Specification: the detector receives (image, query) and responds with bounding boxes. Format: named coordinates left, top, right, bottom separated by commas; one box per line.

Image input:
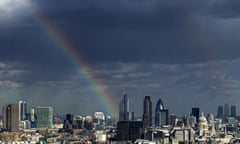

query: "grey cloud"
left=0, top=80, right=22, bottom=89
left=209, top=0, right=240, bottom=18
left=1, top=0, right=240, bottom=65
left=0, top=59, right=239, bottom=115
left=1, top=0, right=240, bottom=115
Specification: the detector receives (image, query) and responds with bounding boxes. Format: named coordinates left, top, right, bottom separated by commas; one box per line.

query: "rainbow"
left=27, top=2, right=118, bottom=117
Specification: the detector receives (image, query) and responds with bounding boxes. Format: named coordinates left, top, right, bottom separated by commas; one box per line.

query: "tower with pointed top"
left=155, top=99, right=168, bottom=126
left=119, top=93, right=130, bottom=121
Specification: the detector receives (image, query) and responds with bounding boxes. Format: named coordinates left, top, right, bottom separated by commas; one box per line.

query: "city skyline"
left=1, top=0, right=240, bottom=116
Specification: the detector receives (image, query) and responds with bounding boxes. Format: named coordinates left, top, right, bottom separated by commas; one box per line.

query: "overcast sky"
left=1, top=0, right=240, bottom=117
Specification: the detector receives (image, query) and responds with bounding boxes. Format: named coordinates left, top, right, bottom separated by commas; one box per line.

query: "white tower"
left=199, top=112, right=208, bottom=136
left=19, top=100, right=27, bottom=121
left=31, top=105, right=35, bottom=121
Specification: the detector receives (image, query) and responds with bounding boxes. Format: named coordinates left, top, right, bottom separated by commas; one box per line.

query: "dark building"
left=3, top=104, right=19, bottom=132
left=64, top=114, right=74, bottom=130
left=119, top=93, right=130, bottom=121
left=231, top=105, right=237, bottom=117
left=63, top=114, right=83, bottom=132
left=191, top=107, right=200, bottom=123
left=217, top=105, right=224, bottom=118
left=155, top=99, right=169, bottom=126
left=143, top=96, right=152, bottom=128
left=116, top=121, right=143, bottom=142
left=131, top=112, right=135, bottom=121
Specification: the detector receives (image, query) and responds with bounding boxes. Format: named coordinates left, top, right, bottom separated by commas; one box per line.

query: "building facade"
left=191, top=107, right=200, bottom=123
left=19, top=101, right=27, bottom=121
left=230, top=105, right=236, bottom=117
left=224, top=103, right=229, bottom=118
left=3, top=104, right=19, bottom=132
left=143, top=96, right=152, bottom=129
left=35, top=107, right=53, bottom=128
left=217, top=105, right=224, bottom=118
left=119, top=93, right=130, bottom=121
left=155, top=99, right=168, bottom=126
left=116, top=121, right=143, bottom=142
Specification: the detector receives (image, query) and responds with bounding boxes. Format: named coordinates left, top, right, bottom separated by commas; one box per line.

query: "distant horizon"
left=1, top=96, right=238, bottom=120
left=1, top=0, right=240, bottom=118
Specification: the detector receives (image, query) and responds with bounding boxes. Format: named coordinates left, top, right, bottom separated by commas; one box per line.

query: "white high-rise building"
left=31, top=105, right=35, bottom=121
left=19, top=100, right=27, bottom=121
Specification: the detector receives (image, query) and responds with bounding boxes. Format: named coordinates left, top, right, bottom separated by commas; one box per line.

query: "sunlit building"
left=19, top=100, right=27, bottom=121
left=92, top=112, right=105, bottom=130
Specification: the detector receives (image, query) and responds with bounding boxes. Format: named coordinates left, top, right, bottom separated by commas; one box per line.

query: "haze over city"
left=1, top=0, right=240, bottom=117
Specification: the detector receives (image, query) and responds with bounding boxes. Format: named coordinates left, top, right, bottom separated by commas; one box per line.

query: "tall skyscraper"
left=35, top=107, right=53, bottom=128
left=191, top=107, right=200, bottom=123
left=3, top=104, right=19, bottom=132
left=155, top=99, right=168, bottom=126
left=224, top=103, right=229, bottom=118
left=119, top=93, right=130, bottom=121
left=143, top=96, right=152, bottom=128
left=217, top=105, right=223, bottom=118
left=19, top=100, right=27, bottom=121
left=230, top=105, right=236, bottom=117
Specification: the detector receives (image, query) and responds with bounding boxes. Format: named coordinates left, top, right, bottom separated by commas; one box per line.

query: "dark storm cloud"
left=209, top=0, right=240, bottom=18
left=1, top=0, right=240, bottom=115
left=1, top=0, right=240, bottom=65
left=27, top=0, right=240, bottom=63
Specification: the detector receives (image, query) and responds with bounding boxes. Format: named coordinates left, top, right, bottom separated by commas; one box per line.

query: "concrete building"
left=19, top=100, right=27, bottom=121
left=92, top=112, right=105, bottom=130
left=3, top=104, right=19, bottom=132
left=116, top=121, right=143, bottom=142
left=143, top=96, right=152, bottom=129
left=171, top=128, right=195, bottom=144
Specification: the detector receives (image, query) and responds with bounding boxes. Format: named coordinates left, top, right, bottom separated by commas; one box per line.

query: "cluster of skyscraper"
left=2, top=100, right=53, bottom=132
left=217, top=103, right=236, bottom=119
left=119, top=93, right=134, bottom=121
left=116, top=95, right=169, bottom=141
left=119, top=94, right=169, bottom=128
